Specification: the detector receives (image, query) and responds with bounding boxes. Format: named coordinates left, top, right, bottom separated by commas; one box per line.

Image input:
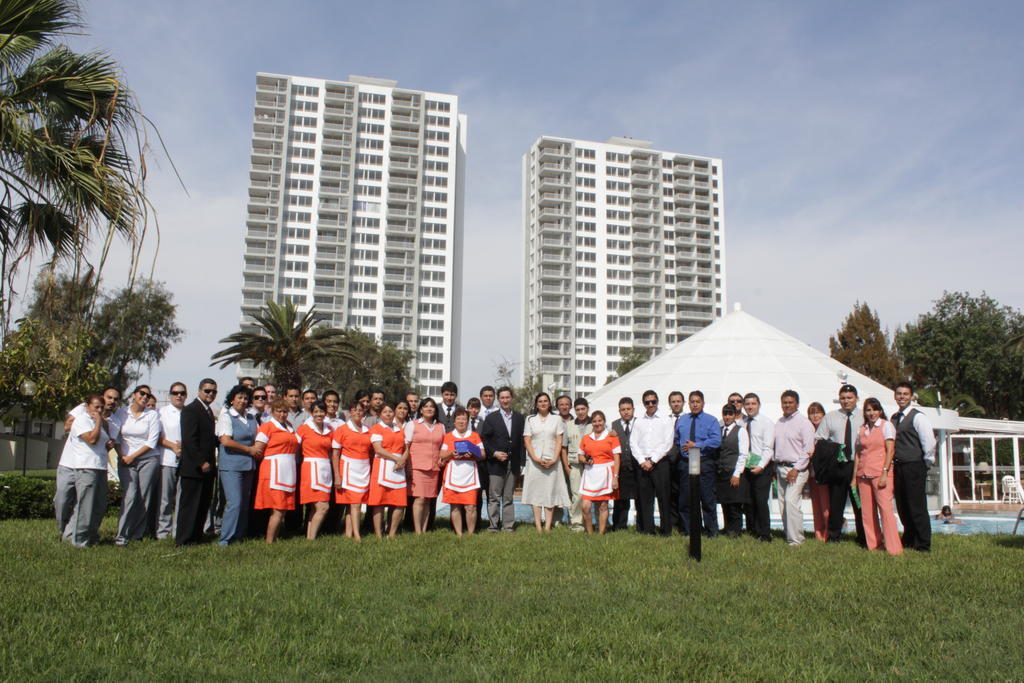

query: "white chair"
left=1001, top=475, right=1023, bottom=504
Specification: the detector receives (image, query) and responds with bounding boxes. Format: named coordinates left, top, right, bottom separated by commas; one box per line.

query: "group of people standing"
left=53, top=376, right=936, bottom=554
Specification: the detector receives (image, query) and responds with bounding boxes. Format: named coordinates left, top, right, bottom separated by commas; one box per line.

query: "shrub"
left=0, top=475, right=54, bottom=519
left=0, top=474, right=121, bottom=520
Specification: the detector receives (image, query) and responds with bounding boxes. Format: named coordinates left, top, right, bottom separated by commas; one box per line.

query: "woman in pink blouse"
left=852, top=397, right=902, bottom=556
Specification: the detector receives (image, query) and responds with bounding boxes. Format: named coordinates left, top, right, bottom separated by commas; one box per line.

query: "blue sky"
left=65, top=0, right=1024, bottom=398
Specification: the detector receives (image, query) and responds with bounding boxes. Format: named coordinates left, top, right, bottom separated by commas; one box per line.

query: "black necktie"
left=844, top=413, right=852, bottom=456
left=624, top=421, right=631, bottom=437
left=206, top=405, right=214, bottom=422
left=893, top=412, right=903, bottom=427
left=689, top=414, right=697, bottom=442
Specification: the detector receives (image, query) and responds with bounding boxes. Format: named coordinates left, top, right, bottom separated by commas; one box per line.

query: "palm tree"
left=915, top=387, right=985, bottom=418
left=211, top=300, right=359, bottom=389
left=0, top=0, right=159, bottom=337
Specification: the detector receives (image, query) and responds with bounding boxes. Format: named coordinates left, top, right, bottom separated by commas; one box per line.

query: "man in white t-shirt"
left=55, top=394, right=112, bottom=547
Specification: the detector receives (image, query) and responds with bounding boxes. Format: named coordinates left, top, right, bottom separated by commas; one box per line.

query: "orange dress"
left=368, top=422, right=408, bottom=507
left=440, top=430, right=484, bottom=506
left=297, top=420, right=334, bottom=504
left=332, top=421, right=373, bottom=505
left=579, top=430, right=621, bottom=502
left=254, top=419, right=298, bottom=510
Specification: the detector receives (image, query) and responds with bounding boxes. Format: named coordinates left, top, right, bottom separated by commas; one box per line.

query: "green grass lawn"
left=2, top=518, right=1022, bottom=681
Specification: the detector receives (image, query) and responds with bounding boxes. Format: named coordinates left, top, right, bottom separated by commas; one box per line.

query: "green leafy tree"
left=828, top=301, right=904, bottom=388
left=24, top=270, right=182, bottom=390
left=301, top=329, right=415, bottom=403
left=89, top=280, right=184, bottom=389
left=0, top=0, right=161, bottom=336
left=0, top=318, right=109, bottom=420
left=210, top=300, right=358, bottom=389
left=896, top=291, right=1024, bottom=419
left=605, top=346, right=650, bottom=384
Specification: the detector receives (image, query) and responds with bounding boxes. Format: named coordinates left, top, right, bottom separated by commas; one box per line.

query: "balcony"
left=538, top=146, right=569, bottom=163
left=391, top=129, right=421, bottom=142
left=389, top=158, right=418, bottom=170
left=538, top=208, right=570, bottom=220
left=630, top=156, right=659, bottom=171
left=538, top=163, right=571, bottom=178
left=387, top=207, right=417, bottom=218
left=538, top=175, right=570, bottom=191
left=388, top=174, right=418, bottom=187
left=538, top=192, right=570, bottom=207
left=392, top=113, right=420, bottom=125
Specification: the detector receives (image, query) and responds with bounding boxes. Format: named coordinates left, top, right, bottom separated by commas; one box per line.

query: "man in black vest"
left=891, top=382, right=936, bottom=552
left=176, top=378, right=218, bottom=545
left=480, top=387, right=525, bottom=532
left=611, top=397, right=638, bottom=531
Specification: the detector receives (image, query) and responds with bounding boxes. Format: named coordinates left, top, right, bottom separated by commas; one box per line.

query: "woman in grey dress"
left=522, top=392, right=570, bottom=532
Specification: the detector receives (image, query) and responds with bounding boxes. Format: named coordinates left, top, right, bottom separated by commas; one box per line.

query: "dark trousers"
left=894, top=460, right=931, bottom=551
left=744, top=466, right=773, bottom=541
left=635, top=458, right=672, bottom=535
left=668, top=455, right=683, bottom=532
left=176, top=475, right=214, bottom=546
left=828, top=476, right=866, bottom=545
left=678, top=458, right=719, bottom=536
left=612, top=466, right=637, bottom=530
left=721, top=502, right=745, bottom=536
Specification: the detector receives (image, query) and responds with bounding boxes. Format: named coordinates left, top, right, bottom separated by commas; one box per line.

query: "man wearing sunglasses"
left=176, top=379, right=219, bottom=545
left=156, top=382, right=188, bottom=539
left=629, top=390, right=675, bottom=535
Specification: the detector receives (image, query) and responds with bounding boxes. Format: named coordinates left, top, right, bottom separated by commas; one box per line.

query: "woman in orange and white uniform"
left=253, top=398, right=298, bottom=543
left=578, top=410, right=620, bottom=535
left=331, top=400, right=373, bottom=541
left=368, top=403, right=408, bottom=538
left=296, top=400, right=334, bottom=540
left=439, top=408, right=484, bottom=536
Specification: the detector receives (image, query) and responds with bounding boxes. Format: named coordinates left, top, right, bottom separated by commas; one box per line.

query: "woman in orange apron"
left=296, top=400, right=334, bottom=540
left=439, top=408, right=484, bottom=536
left=253, top=398, right=299, bottom=543
left=368, top=403, right=408, bottom=538
left=404, top=397, right=444, bottom=535
left=578, top=410, right=620, bottom=535
left=331, top=401, right=373, bottom=541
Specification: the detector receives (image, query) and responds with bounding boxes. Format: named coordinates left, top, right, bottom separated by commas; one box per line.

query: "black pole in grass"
left=688, top=447, right=701, bottom=561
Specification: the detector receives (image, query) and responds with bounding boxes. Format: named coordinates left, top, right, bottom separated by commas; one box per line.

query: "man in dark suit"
left=176, top=378, right=219, bottom=545
left=480, top=386, right=525, bottom=532
left=611, top=397, right=638, bottom=531
left=666, top=391, right=685, bottom=533
left=437, top=380, right=463, bottom=432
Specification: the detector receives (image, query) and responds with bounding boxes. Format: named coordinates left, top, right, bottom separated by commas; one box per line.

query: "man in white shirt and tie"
left=438, top=381, right=462, bottom=432
left=815, top=384, right=865, bottom=545
left=741, top=393, right=775, bottom=542
left=479, top=385, right=499, bottom=419
left=629, top=390, right=675, bottom=535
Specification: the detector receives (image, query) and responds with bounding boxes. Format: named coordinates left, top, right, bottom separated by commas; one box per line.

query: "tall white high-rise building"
left=521, top=136, right=725, bottom=396
left=241, top=73, right=466, bottom=397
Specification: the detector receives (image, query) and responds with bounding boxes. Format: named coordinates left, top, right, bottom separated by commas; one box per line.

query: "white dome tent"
left=583, top=304, right=958, bottom=508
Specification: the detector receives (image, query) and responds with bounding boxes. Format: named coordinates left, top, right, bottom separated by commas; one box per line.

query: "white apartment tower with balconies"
left=522, top=136, right=725, bottom=396
left=242, top=73, right=466, bottom=397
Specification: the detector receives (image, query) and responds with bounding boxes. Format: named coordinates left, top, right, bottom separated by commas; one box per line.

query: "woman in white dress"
left=522, top=392, right=570, bottom=532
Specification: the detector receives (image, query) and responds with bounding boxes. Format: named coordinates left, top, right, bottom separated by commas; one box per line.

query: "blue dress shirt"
left=674, top=411, right=722, bottom=457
